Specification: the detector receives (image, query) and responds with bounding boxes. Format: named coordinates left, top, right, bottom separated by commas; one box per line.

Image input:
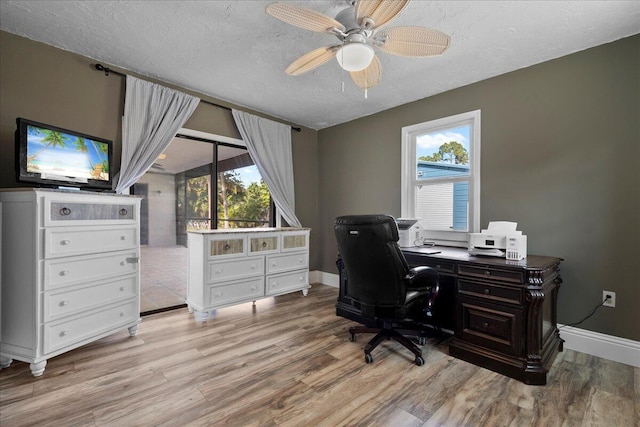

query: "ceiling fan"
left=266, top=0, right=451, bottom=92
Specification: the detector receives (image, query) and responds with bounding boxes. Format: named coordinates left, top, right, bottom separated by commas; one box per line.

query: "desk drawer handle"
left=59, top=270, right=70, bottom=276
left=483, top=322, right=490, bottom=328
left=60, top=239, right=71, bottom=246
left=484, top=271, right=491, bottom=276
left=59, top=300, right=70, bottom=307
left=119, top=208, right=128, bottom=216
left=484, top=288, right=490, bottom=295
left=59, top=207, right=71, bottom=216
left=59, top=330, right=69, bottom=337
left=261, top=241, right=267, bottom=248
left=224, top=244, right=231, bottom=250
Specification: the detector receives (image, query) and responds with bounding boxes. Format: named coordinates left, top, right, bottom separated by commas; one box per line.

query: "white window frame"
left=401, top=110, right=481, bottom=246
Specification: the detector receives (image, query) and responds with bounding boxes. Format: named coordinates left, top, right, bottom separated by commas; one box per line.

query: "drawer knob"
left=299, top=276, right=304, bottom=281
left=59, top=207, right=71, bottom=216
left=119, top=208, right=128, bottom=216
left=215, top=269, right=222, bottom=274
left=59, top=330, right=69, bottom=337
left=121, top=235, right=127, bottom=241
left=483, top=322, right=490, bottom=328
left=485, top=271, right=491, bottom=276
left=59, top=270, right=70, bottom=276
left=272, top=282, right=277, bottom=288
left=59, top=300, right=70, bottom=307
left=251, top=264, right=256, bottom=269
left=224, top=244, right=231, bottom=250
left=60, top=239, right=71, bottom=246
left=272, top=262, right=277, bottom=267
left=262, top=241, right=267, bottom=248
left=120, top=312, right=124, bottom=317
left=484, top=288, right=490, bottom=295
left=436, top=264, right=441, bottom=269
left=214, top=292, right=223, bottom=298
left=120, top=286, right=125, bottom=291
left=121, top=261, right=126, bottom=266
left=251, top=286, right=257, bottom=291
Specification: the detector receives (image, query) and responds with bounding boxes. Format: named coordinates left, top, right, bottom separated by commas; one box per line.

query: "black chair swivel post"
left=334, top=215, right=439, bottom=366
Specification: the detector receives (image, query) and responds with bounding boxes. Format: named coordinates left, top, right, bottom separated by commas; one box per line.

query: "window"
left=401, top=110, right=480, bottom=246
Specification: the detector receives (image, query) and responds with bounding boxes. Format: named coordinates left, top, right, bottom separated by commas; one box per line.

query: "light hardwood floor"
left=1, top=284, right=637, bottom=426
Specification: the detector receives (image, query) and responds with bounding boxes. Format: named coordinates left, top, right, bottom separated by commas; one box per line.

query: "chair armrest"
left=405, top=266, right=438, bottom=290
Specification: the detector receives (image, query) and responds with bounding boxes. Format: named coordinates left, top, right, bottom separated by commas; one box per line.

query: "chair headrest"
left=334, top=214, right=399, bottom=242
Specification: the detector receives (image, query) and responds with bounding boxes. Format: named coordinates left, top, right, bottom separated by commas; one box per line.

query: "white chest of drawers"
left=0, top=189, right=141, bottom=376
left=187, top=228, right=310, bottom=320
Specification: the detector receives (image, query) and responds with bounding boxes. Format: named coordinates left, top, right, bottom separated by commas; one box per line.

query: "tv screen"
left=16, top=118, right=113, bottom=191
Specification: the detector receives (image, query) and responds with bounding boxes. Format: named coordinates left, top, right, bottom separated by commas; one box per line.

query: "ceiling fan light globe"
left=336, top=43, right=375, bottom=72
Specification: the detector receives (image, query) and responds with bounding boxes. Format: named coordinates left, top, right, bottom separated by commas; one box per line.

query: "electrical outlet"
left=603, top=291, right=616, bottom=308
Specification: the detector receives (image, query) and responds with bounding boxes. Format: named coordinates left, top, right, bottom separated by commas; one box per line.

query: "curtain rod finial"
left=94, top=63, right=110, bottom=76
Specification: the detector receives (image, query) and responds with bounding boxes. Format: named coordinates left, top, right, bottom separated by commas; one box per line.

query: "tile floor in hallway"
left=140, top=245, right=188, bottom=313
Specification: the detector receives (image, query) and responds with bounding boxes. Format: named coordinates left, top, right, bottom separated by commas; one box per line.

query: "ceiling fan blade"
left=350, top=55, right=382, bottom=89
left=285, top=46, right=339, bottom=76
left=375, top=26, right=450, bottom=57
left=266, top=2, right=346, bottom=34
left=356, top=0, right=409, bottom=29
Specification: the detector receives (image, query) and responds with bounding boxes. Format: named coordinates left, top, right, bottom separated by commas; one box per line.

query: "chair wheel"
left=349, top=333, right=356, bottom=342
left=365, top=353, right=373, bottom=364
left=415, top=356, right=425, bottom=366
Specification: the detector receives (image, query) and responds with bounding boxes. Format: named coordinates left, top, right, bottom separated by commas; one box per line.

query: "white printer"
left=396, top=218, right=422, bottom=247
left=468, top=221, right=527, bottom=260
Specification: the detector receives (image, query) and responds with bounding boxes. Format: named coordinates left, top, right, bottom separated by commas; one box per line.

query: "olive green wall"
left=317, top=34, right=639, bottom=341
left=0, top=31, right=319, bottom=269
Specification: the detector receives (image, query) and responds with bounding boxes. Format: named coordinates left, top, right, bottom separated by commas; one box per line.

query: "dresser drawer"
left=44, top=276, right=137, bottom=321
left=207, top=256, right=264, bottom=283
left=206, top=278, right=264, bottom=306
left=209, top=237, right=245, bottom=258
left=458, top=280, right=522, bottom=305
left=44, top=250, right=139, bottom=290
left=43, top=300, right=137, bottom=354
left=44, top=226, right=138, bottom=258
left=48, top=202, right=135, bottom=223
left=249, top=234, right=279, bottom=254
left=266, top=270, right=309, bottom=295
left=267, top=252, right=309, bottom=274
left=458, top=265, right=524, bottom=284
left=458, top=297, right=523, bottom=356
left=281, top=231, right=309, bottom=252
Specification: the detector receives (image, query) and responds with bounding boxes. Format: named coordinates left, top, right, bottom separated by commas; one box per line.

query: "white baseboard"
left=310, top=270, right=339, bottom=288
left=558, top=325, right=640, bottom=367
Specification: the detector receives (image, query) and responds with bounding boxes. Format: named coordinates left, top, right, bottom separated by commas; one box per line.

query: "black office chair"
left=334, top=214, right=439, bottom=366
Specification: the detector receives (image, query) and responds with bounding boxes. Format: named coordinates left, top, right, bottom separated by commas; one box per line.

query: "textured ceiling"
left=1, top=1, right=638, bottom=130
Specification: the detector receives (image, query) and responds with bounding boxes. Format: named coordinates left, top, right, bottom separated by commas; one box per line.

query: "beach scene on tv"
left=26, top=125, right=109, bottom=181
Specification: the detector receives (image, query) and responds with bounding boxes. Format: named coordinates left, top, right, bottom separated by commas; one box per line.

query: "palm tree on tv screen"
left=27, top=129, right=67, bottom=161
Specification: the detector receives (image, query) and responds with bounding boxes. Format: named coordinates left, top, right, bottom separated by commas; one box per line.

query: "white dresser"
left=0, top=189, right=141, bottom=377
left=187, top=228, right=310, bottom=320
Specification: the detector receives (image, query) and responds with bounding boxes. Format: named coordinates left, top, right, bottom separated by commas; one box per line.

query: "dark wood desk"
left=336, top=246, right=564, bottom=385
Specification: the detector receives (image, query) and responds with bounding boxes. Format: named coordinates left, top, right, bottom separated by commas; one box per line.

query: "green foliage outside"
left=185, top=170, right=270, bottom=230
left=419, top=141, right=469, bottom=165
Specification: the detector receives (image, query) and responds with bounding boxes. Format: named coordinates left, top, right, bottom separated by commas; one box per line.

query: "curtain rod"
left=94, top=64, right=302, bottom=132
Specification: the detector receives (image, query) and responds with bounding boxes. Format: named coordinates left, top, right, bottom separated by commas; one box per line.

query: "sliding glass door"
left=133, top=134, right=273, bottom=313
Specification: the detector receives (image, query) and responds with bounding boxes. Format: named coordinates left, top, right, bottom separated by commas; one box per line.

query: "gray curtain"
left=115, top=75, right=200, bottom=193
left=231, top=109, right=301, bottom=227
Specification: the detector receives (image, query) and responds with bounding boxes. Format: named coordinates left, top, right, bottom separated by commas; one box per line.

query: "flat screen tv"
left=16, top=118, right=113, bottom=191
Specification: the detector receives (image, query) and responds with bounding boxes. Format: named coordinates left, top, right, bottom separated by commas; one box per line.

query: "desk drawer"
left=458, top=265, right=524, bottom=284
left=45, top=227, right=138, bottom=258
left=405, top=256, right=455, bottom=274
left=458, top=280, right=522, bottom=305
left=459, top=297, right=523, bottom=356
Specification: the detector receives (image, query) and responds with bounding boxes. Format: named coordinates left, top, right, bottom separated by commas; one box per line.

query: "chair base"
left=349, top=325, right=425, bottom=366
